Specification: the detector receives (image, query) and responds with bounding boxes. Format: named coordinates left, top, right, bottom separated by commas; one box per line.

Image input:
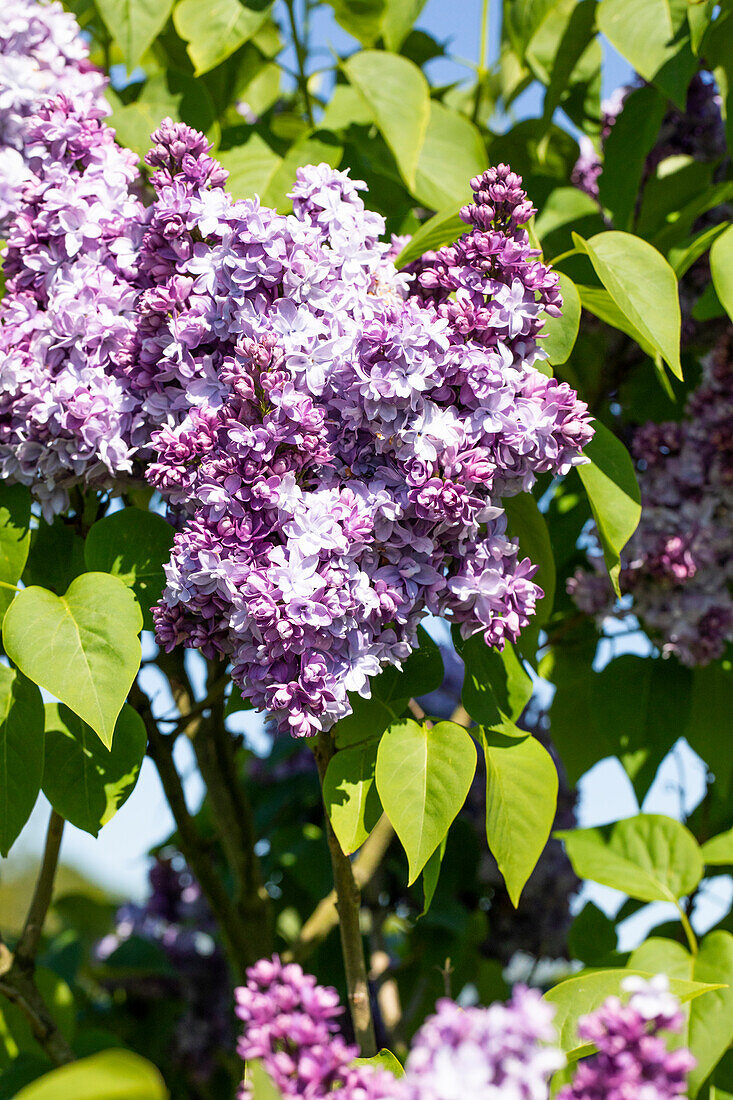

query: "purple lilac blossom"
left=0, top=0, right=107, bottom=231
left=235, top=955, right=395, bottom=1100
left=138, top=131, right=593, bottom=737
left=569, top=327, right=733, bottom=664
left=0, top=95, right=148, bottom=518
left=557, top=974, right=695, bottom=1100
left=399, top=988, right=564, bottom=1100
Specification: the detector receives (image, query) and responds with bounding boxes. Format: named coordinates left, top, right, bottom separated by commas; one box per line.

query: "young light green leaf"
left=261, top=132, right=343, bottom=212
left=0, top=666, right=44, bottom=857
left=482, top=724, right=558, bottom=906
left=413, top=101, right=487, bottom=212
left=578, top=421, right=641, bottom=597
left=546, top=968, right=722, bottom=1060
left=0, top=482, right=31, bottom=621
left=461, top=634, right=533, bottom=727
left=43, top=703, right=146, bottom=837
left=323, top=0, right=387, bottom=46
left=15, top=1049, right=168, bottom=1099
left=248, top=1060, right=284, bottom=1100
left=557, top=813, right=704, bottom=903
left=395, top=207, right=466, bottom=268
left=343, top=50, right=430, bottom=191
left=3, top=574, right=143, bottom=749
left=710, top=222, right=733, bottom=323
left=375, top=719, right=476, bottom=883
left=94, top=0, right=174, bottom=69
left=323, top=740, right=382, bottom=855
left=574, top=230, right=682, bottom=377
left=597, top=0, right=697, bottom=109
left=173, top=0, right=274, bottom=75
left=85, top=508, right=174, bottom=632
left=541, top=272, right=580, bottom=365
left=352, top=1049, right=405, bottom=1078
left=702, top=829, right=733, bottom=866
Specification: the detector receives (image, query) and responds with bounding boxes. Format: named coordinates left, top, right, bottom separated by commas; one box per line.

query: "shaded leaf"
left=85, top=508, right=174, bottom=632
left=0, top=666, right=44, bottom=857
left=578, top=421, right=641, bottom=596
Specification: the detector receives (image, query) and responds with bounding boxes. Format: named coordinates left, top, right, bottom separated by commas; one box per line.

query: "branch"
left=313, top=732, right=377, bottom=1056
left=131, top=682, right=257, bottom=979
left=283, top=813, right=394, bottom=966
left=0, top=810, right=74, bottom=1065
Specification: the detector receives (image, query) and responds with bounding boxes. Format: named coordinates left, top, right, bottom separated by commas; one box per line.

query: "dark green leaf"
left=578, top=421, right=641, bottom=596
left=599, top=85, right=667, bottom=230
left=461, top=634, right=532, bottom=727
left=0, top=483, right=31, bottom=622
left=371, top=626, right=444, bottom=706
left=504, top=492, right=556, bottom=633
left=23, top=519, right=86, bottom=596
left=0, top=666, right=44, bottom=857
left=541, top=272, right=580, bottom=366
left=395, top=207, right=466, bottom=268
left=43, top=703, right=146, bottom=836
left=85, top=508, right=174, bottom=632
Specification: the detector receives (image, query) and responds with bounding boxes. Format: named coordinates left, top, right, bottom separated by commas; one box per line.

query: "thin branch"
left=284, top=813, right=394, bottom=965
left=285, top=0, right=315, bottom=126
left=132, top=682, right=256, bottom=979
left=313, top=732, right=377, bottom=1056
left=0, top=810, right=74, bottom=1065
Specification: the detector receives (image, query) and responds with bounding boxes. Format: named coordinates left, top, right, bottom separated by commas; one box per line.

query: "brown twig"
left=313, top=732, right=377, bottom=1056
left=0, top=810, right=74, bottom=1065
left=132, top=682, right=256, bottom=979
left=284, top=813, right=394, bottom=966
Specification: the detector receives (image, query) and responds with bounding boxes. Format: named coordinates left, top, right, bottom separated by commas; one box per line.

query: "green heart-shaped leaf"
left=3, top=574, right=143, bottom=748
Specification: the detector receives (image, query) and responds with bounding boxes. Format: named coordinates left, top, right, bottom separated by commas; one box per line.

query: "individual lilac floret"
left=570, top=327, right=733, bottom=665
left=235, top=955, right=394, bottom=1100
left=0, top=0, right=107, bottom=231
left=140, top=136, right=593, bottom=736
left=400, top=987, right=564, bottom=1100
left=558, top=975, right=695, bottom=1100
left=0, top=95, right=147, bottom=518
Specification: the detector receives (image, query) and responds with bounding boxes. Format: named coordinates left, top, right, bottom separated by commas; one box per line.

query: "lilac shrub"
left=139, top=126, right=593, bottom=736
left=569, top=328, right=733, bottom=664
left=558, top=975, right=695, bottom=1100
left=0, top=96, right=147, bottom=518
left=0, top=0, right=107, bottom=231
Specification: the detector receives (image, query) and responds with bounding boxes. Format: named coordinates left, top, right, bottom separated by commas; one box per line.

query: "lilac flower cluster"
left=236, top=961, right=694, bottom=1100
left=569, top=328, right=733, bottom=664
left=137, top=126, right=592, bottom=736
left=558, top=975, right=695, bottom=1100
left=96, top=855, right=232, bottom=1084
left=235, top=955, right=395, bottom=1100
left=235, top=956, right=563, bottom=1100
left=399, top=988, right=564, bottom=1100
left=0, top=95, right=147, bottom=518
left=0, top=0, right=107, bottom=231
